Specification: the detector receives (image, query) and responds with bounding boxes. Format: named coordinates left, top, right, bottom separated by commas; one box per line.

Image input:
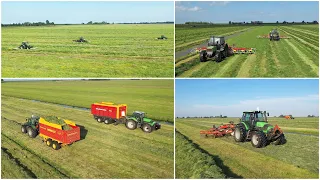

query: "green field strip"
left=237, top=54, right=257, bottom=77
left=2, top=97, right=174, bottom=178
left=2, top=24, right=174, bottom=77
left=283, top=39, right=318, bottom=76
left=176, top=121, right=318, bottom=178
left=175, top=131, right=226, bottom=179
left=287, top=38, right=319, bottom=66
left=175, top=54, right=199, bottom=67
left=2, top=80, right=173, bottom=122
left=280, top=28, right=319, bottom=50
left=179, top=61, right=210, bottom=77
left=281, top=26, right=319, bottom=37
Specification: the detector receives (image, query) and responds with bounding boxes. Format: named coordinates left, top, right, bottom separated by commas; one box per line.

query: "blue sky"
left=175, top=79, right=319, bottom=117
left=175, top=1, right=319, bottom=24
left=2, top=1, right=174, bottom=24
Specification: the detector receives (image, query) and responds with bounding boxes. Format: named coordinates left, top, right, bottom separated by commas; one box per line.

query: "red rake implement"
left=200, top=122, right=236, bottom=138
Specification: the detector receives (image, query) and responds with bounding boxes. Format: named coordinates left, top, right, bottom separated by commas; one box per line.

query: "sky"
left=1, top=1, right=174, bottom=24
left=175, top=1, right=319, bottom=24
left=175, top=79, right=319, bottom=117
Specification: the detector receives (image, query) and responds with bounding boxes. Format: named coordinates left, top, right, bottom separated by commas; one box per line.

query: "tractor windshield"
left=254, top=113, right=265, bottom=122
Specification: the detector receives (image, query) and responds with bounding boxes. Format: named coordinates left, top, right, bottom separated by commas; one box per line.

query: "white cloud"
left=176, top=95, right=319, bottom=117
left=176, top=5, right=202, bottom=12
left=210, top=1, right=230, bottom=6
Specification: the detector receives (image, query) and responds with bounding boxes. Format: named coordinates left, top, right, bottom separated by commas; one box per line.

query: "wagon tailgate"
left=63, top=126, right=80, bottom=144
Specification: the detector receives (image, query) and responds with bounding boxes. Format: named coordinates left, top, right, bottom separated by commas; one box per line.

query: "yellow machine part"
left=39, top=117, right=76, bottom=129
left=93, top=102, right=127, bottom=108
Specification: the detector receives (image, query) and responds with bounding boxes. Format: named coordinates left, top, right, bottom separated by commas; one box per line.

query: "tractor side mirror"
left=267, top=113, right=269, bottom=116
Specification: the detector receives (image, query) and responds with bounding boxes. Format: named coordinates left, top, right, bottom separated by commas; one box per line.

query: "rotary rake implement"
left=200, top=122, right=236, bottom=138
left=257, top=29, right=290, bottom=40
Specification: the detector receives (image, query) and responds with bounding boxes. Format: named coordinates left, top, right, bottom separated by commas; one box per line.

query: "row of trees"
left=2, top=20, right=54, bottom=27
left=229, top=20, right=318, bottom=25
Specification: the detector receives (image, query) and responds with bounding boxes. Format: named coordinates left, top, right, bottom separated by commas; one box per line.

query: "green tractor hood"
left=255, top=122, right=274, bottom=133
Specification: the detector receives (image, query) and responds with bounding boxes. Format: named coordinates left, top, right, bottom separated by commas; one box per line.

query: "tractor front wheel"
left=274, top=134, right=286, bottom=145
left=21, top=125, right=27, bottom=133
left=215, top=52, right=222, bottom=62
left=200, top=51, right=207, bottom=62
left=234, top=124, right=246, bottom=142
left=125, top=120, right=137, bottom=130
left=27, top=127, right=37, bottom=138
left=142, top=124, right=153, bottom=133
left=251, top=131, right=267, bottom=148
left=52, top=141, right=61, bottom=150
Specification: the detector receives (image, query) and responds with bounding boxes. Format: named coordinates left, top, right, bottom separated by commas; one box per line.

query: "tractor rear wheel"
left=52, top=141, right=61, bottom=150
left=21, top=125, right=27, bottom=133
left=27, top=127, right=37, bottom=138
left=125, top=120, right=137, bottom=130
left=142, top=124, right=153, bottom=133
left=96, top=117, right=103, bottom=123
left=200, top=51, right=207, bottom=62
left=274, top=134, right=286, bottom=145
left=251, top=131, right=267, bottom=148
left=234, top=124, right=246, bottom=142
left=46, top=139, right=53, bottom=147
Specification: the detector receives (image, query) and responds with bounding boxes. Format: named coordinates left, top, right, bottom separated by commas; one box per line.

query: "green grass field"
left=175, top=25, right=319, bottom=77
left=2, top=24, right=174, bottom=77
left=1, top=80, right=174, bottom=178
left=1, top=80, right=173, bottom=122
left=175, top=117, right=319, bottom=178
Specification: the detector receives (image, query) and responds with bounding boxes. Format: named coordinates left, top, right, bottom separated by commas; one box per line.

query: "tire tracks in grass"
left=288, top=37, right=319, bottom=65
left=284, top=39, right=318, bottom=76
left=282, top=42, right=308, bottom=77
left=213, top=55, right=243, bottom=77
left=179, top=61, right=210, bottom=77
left=236, top=54, right=256, bottom=77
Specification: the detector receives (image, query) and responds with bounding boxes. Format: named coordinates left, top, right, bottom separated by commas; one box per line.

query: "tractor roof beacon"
left=234, top=111, right=286, bottom=148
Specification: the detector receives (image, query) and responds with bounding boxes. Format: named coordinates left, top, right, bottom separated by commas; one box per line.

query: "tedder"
left=21, top=115, right=81, bottom=150
left=234, top=111, right=286, bottom=148
left=196, top=36, right=256, bottom=62
left=200, top=121, right=235, bottom=138
left=257, top=29, right=290, bottom=41
left=91, top=102, right=161, bottom=133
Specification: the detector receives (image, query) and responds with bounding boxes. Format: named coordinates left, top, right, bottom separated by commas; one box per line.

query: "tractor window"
left=242, top=113, right=251, bottom=121
left=255, top=113, right=265, bottom=121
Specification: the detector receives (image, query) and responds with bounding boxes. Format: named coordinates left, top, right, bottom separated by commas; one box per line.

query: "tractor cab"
left=269, top=29, right=280, bottom=40
left=132, top=111, right=146, bottom=122
left=26, top=115, right=40, bottom=124
left=241, top=111, right=269, bottom=129
left=208, top=36, right=225, bottom=46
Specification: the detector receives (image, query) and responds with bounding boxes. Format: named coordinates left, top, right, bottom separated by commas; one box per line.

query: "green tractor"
left=157, top=35, right=167, bottom=40
left=199, top=36, right=233, bottom=62
left=73, top=37, right=88, bottom=43
left=125, top=111, right=161, bottom=133
left=14, top=41, right=35, bottom=50
left=234, top=111, right=286, bottom=148
left=21, top=115, right=40, bottom=138
left=269, top=29, right=280, bottom=41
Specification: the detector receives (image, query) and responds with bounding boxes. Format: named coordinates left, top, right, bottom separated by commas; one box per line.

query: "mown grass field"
left=176, top=117, right=319, bottom=178
left=1, top=80, right=174, bottom=178
left=2, top=24, right=174, bottom=77
left=1, top=80, right=173, bottom=122
left=175, top=25, right=319, bottom=77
